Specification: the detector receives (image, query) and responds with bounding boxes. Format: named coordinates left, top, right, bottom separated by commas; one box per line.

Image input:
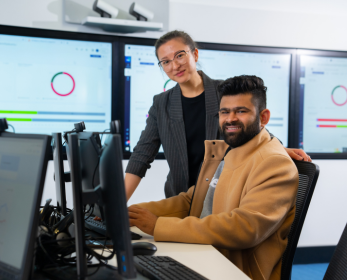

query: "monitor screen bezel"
left=116, top=37, right=161, bottom=159
left=294, top=49, right=347, bottom=159
left=0, top=24, right=120, bottom=158
left=52, top=132, right=67, bottom=216
left=117, top=37, right=297, bottom=159
left=0, top=132, right=51, bottom=279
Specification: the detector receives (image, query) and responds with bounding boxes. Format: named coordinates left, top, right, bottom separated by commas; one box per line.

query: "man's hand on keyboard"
left=128, top=205, right=158, bottom=236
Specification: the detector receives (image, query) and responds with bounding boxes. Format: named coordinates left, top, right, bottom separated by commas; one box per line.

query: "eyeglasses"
left=158, top=50, right=191, bottom=72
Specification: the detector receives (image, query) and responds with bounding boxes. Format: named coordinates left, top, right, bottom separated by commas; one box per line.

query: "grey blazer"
left=126, top=71, right=223, bottom=198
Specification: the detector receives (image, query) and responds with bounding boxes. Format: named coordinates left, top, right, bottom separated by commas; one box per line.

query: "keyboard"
left=84, top=216, right=142, bottom=240
left=134, top=256, right=208, bottom=280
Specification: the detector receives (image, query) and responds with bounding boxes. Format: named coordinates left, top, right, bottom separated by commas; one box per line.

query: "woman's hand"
left=128, top=205, right=158, bottom=236
left=284, top=148, right=312, bottom=162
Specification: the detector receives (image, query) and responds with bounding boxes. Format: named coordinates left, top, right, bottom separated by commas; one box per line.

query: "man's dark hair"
left=154, top=30, right=198, bottom=59
left=217, top=75, right=267, bottom=113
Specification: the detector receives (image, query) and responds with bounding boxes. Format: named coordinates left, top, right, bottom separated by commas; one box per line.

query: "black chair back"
left=281, top=160, right=320, bottom=280
left=323, top=223, right=347, bottom=280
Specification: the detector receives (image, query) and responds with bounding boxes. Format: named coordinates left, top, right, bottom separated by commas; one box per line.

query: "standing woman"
left=125, top=30, right=310, bottom=200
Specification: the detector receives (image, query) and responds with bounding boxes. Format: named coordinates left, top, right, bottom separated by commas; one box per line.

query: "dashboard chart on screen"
left=124, top=44, right=291, bottom=153
left=298, top=55, right=347, bottom=154
left=0, top=34, right=112, bottom=135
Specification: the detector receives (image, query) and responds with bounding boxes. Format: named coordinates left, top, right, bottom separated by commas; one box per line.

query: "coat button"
left=213, top=142, right=215, bottom=145
left=206, top=178, right=209, bottom=181
left=212, top=155, right=215, bottom=158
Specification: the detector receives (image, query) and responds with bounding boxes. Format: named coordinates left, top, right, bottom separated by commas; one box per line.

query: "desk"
left=35, top=227, right=250, bottom=280
left=101, top=227, right=250, bottom=280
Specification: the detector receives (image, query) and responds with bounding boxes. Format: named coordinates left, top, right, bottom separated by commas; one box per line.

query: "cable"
left=92, top=157, right=100, bottom=189
left=85, top=238, right=115, bottom=261
left=40, top=206, right=72, bottom=212
left=84, top=206, right=94, bottom=220
left=38, top=236, right=57, bottom=265
left=84, top=204, right=93, bottom=214
left=62, top=128, right=76, bottom=146
left=100, top=128, right=110, bottom=143
left=7, top=124, right=15, bottom=133
left=40, top=237, right=76, bottom=244
left=83, top=239, right=106, bottom=277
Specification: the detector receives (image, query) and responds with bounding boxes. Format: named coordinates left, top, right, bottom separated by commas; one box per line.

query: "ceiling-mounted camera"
left=93, top=0, right=119, bottom=18
left=129, top=2, right=154, bottom=21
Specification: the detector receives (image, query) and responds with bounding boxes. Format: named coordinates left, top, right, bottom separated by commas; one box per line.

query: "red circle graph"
left=51, top=72, right=75, bottom=97
left=331, top=85, right=347, bottom=106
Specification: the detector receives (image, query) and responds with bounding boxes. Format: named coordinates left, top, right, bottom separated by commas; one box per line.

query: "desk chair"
left=281, top=160, right=320, bottom=280
left=323, top=223, right=347, bottom=280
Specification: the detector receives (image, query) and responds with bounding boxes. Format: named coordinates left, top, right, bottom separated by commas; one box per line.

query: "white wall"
left=2, top=0, right=347, bottom=247
left=42, top=160, right=168, bottom=208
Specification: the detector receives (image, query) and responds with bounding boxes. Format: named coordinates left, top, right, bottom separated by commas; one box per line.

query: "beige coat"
left=137, top=128, right=299, bottom=280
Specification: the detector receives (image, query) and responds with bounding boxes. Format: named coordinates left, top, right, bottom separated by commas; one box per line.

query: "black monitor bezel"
left=0, top=132, right=51, bottom=280
left=117, top=37, right=297, bottom=159
left=0, top=24, right=120, bottom=158
left=294, top=49, right=347, bottom=159
left=116, top=37, right=161, bottom=159
left=52, top=132, right=67, bottom=216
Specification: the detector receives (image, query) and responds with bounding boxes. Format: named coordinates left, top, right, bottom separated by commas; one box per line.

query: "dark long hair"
left=154, top=30, right=198, bottom=59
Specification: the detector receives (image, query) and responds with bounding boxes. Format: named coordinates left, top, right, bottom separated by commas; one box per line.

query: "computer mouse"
left=132, top=242, right=157, bottom=256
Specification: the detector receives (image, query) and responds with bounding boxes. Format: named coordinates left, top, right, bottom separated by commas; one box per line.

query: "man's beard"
left=220, top=116, right=261, bottom=148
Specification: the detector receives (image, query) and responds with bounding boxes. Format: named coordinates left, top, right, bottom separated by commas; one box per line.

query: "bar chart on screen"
left=124, top=44, right=292, bottom=152
left=0, top=33, right=112, bottom=135
left=299, top=55, right=347, bottom=153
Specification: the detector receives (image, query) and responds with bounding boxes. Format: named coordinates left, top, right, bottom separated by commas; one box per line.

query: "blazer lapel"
left=169, top=83, right=189, bottom=187
left=200, top=71, right=220, bottom=140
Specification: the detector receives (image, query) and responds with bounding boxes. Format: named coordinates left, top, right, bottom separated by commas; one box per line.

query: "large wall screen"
left=123, top=43, right=293, bottom=155
left=198, top=49, right=291, bottom=147
left=297, top=51, right=347, bottom=158
left=0, top=30, right=113, bottom=136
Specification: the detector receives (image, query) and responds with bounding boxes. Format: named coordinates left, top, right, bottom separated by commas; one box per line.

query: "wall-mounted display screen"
left=297, top=53, right=347, bottom=156
left=0, top=33, right=112, bottom=135
left=123, top=44, right=292, bottom=153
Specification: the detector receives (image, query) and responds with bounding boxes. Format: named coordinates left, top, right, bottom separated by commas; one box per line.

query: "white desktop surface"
left=99, top=227, right=250, bottom=280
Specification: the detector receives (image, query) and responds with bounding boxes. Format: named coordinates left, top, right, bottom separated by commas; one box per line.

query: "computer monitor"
left=0, top=133, right=51, bottom=280
left=67, top=133, right=136, bottom=279
left=118, top=39, right=295, bottom=158
left=0, top=25, right=115, bottom=138
left=65, top=131, right=104, bottom=218
left=295, top=50, right=347, bottom=159
left=52, top=132, right=67, bottom=216
left=99, top=134, right=136, bottom=278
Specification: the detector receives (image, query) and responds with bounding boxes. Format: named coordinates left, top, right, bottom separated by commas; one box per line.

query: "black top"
left=181, top=92, right=206, bottom=187
left=126, top=71, right=222, bottom=198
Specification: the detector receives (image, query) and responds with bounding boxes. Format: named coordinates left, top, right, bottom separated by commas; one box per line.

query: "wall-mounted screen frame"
left=195, top=42, right=297, bottom=149
left=116, top=37, right=160, bottom=159
left=0, top=25, right=120, bottom=155
left=294, top=49, right=347, bottom=159
left=117, top=36, right=297, bottom=159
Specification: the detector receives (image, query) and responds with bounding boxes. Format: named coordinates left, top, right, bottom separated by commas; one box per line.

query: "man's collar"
left=223, top=128, right=271, bottom=169
left=223, top=146, right=233, bottom=160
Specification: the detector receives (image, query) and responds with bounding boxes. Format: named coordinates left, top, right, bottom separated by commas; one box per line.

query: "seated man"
left=128, top=75, right=299, bottom=280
